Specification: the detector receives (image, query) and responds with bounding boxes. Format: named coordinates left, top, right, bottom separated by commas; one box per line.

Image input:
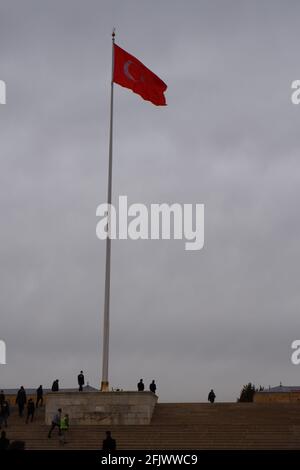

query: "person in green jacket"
left=59, top=414, right=69, bottom=444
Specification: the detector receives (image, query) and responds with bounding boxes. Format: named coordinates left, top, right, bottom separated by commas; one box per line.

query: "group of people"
left=0, top=426, right=115, bottom=451
left=0, top=387, right=39, bottom=451
left=0, top=371, right=85, bottom=430
left=51, top=371, right=85, bottom=393
left=137, top=380, right=216, bottom=403
left=0, top=377, right=216, bottom=452
left=15, top=386, right=42, bottom=422
left=137, top=379, right=157, bottom=393
left=48, top=409, right=117, bottom=449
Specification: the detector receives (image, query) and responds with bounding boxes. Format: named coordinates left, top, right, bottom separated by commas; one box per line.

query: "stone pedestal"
left=45, top=391, right=157, bottom=425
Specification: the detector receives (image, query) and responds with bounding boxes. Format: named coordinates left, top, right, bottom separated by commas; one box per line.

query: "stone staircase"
left=3, top=403, right=300, bottom=450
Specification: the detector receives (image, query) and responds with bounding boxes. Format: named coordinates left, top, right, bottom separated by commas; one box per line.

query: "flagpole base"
left=101, top=381, right=109, bottom=392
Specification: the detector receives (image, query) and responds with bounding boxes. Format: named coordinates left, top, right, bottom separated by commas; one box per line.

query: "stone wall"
left=45, top=391, right=157, bottom=425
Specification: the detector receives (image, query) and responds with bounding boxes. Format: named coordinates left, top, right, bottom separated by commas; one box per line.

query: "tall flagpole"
left=101, top=29, right=115, bottom=391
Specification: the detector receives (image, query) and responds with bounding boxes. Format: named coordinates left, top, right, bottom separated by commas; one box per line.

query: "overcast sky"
left=1, top=0, right=300, bottom=401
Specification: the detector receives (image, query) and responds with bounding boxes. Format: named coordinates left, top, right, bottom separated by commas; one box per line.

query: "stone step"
left=3, top=403, right=300, bottom=450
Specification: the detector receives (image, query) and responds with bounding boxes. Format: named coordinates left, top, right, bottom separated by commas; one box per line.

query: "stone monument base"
left=45, top=391, right=157, bottom=425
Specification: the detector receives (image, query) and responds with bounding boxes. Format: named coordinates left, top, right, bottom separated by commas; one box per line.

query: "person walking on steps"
left=16, top=386, right=27, bottom=417
left=59, top=414, right=69, bottom=445
left=48, top=408, right=62, bottom=438
left=26, top=399, right=35, bottom=423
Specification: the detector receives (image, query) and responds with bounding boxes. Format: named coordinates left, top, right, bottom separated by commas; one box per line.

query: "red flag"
left=113, top=44, right=167, bottom=106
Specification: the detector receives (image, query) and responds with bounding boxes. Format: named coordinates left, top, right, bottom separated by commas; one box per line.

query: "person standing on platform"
left=149, top=380, right=157, bottom=394
left=51, top=379, right=59, bottom=392
left=26, top=398, right=35, bottom=423
left=208, top=389, right=216, bottom=403
left=36, top=385, right=43, bottom=408
left=78, top=371, right=85, bottom=392
left=0, top=391, right=5, bottom=406
left=137, top=379, right=144, bottom=391
left=16, top=386, right=27, bottom=417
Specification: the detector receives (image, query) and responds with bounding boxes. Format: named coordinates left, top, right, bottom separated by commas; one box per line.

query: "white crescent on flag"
left=124, top=60, right=136, bottom=81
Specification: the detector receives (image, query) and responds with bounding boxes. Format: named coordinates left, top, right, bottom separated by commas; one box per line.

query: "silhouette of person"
left=208, top=389, right=216, bottom=403
left=36, top=385, right=43, bottom=408
left=0, top=401, right=9, bottom=428
left=78, top=371, right=85, bottom=392
left=102, top=431, right=116, bottom=451
left=0, top=430, right=9, bottom=450
left=51, top=379, right=59, bottom=392
left=26, top=398, right=35, bottom=423
left=137, top=379, right=144, bottom=391
left=16, top=386, right=27, bottom=417
left=149, top=380, right=157, bottom=394
left=0, top=391, right=5, bottom=406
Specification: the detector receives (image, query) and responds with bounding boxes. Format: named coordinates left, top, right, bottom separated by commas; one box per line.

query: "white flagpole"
left=101, top=29, right=115, bottom=391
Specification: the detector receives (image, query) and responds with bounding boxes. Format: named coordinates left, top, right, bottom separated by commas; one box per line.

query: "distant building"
left=254, top=385, right=300, bottom=403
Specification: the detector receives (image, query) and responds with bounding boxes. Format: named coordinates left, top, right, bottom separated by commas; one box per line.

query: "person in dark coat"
left=208, top=389, right=216, bottom=403
left=0, top=391, right=5, bottom=406
left=149, top=380, right=157, bottom=394
left=0, top=401, right=9, bottom=428
left=102, top=431, right=116, bottom=451
left=51, top=379, right=59, bottom=392
left=16, top=386, right=27, bottom=417
left=137, top=379, right=144, bottom=391
left=0, top=431, right=9, bottom=450
left=36, top=385, right=43, bottom=408
left=48, top=408, right=62, bottom=438
left=26, top=399, right=35, bottom=423
left=78, top=371, right=85, bottom=392
left=0, top=405, right=6, bottom=429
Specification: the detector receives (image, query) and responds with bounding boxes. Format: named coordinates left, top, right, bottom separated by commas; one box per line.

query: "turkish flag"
left=113, top=44, right=167, bottom=106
